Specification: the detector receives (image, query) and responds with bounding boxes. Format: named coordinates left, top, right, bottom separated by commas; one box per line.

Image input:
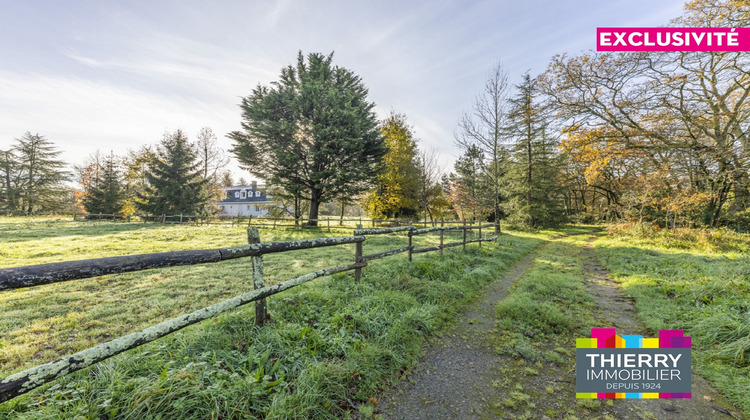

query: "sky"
left=0, top=0, right=687, bottom=181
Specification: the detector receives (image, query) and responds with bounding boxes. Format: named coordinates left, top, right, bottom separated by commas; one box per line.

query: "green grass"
left=595, top=223, right=750, bottom=413
left=493, top=233, right=598, bottom=364
left=0, top=218, right=550, bottom=419
left=487, top=231, right=604, bottom=418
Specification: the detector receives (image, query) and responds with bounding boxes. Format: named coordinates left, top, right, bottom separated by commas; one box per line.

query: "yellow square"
left=642, top=338, right=659, bottom=348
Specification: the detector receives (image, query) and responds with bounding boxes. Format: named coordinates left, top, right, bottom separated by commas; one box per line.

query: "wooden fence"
left=71, top=212, right=496, bottom=232
left=0, top=222, right=497, bottom=403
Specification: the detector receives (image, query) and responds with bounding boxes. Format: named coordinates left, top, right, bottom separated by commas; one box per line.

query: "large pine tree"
left=504, top=72, right=566, bottom=227
left=83, top=152, right=124, bottom=215
left=137, top=130, right=208, bottom=216
left=14, top=132, right=69, bottom=214
left=229, top=51, right=385, bottom=226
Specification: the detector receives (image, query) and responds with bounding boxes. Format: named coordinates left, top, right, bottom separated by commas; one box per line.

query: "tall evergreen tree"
left=83, top=152, right=124, bottom=215
left=505, top=72, right=566, bottom=226
left=229, top=51, right=385, bottom=226
left=137, top=130, right=208, bottom=216
left=14, top=132, right=69, bottom=214
left=0, top=149, right=21, bottom=213
left=447, top=145, right=495, bottom=221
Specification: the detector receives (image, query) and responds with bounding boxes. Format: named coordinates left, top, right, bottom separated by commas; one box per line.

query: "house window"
left=234, top=191, right=239, bottom=198
left=246, top=205, right=251, bottom=210
left=255, top=205, right=261, bottom=212
left=240, top=190, right=247, bottom=199
left=255, top=191, right=261, bottom=197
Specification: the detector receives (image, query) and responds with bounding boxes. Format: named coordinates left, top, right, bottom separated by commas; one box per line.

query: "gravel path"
left=378, top=234, right=746, bottom=420
left=378, top=239, right=554, bottom=419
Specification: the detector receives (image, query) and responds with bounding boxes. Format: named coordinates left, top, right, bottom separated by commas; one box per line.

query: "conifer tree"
left=137, top=130, right=208, bottom=216
left=504, top=72, right=566, bottom=226
left=229, top=51, right=385, bottom=226
left=83, top=152, right=123, bottom=215
left=14, top=132, right=69, bottom=214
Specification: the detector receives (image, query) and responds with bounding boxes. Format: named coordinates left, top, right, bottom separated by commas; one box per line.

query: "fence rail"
left=71, top=212, right=492, bottom=229
left=0, top=221, right=498, bottom=403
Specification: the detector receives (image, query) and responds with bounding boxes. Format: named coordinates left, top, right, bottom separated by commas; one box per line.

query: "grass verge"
left=1, top=220, right=546, bottom=419
left=596, top=223, right=750, bottom=414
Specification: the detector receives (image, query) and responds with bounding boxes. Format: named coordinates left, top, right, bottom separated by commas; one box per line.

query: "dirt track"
left=378, top=234, right=745, bottom=420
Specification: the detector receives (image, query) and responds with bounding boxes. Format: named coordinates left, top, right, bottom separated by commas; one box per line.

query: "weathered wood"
left=411, top=246, right=440, bottom=254
left=219, top=235, right=364, bottom=260
left=247, top=228, right=266, bottom=326
left=353, top=226, right=414, bottom=235
left=463, top=220, right=467, bottom=251
left=354, top=240, right=363, bottom=282
left=408, top=230, right=413, bottom=262
left=439, top=220, right=444, bottom=257
left=361, top=245, right=412, bottom=262
left=0, top=236, right=364, bottom=291
left=440, top=241, right=465, bottom=249
left=0, top=261, right=365, bottom=403
left=0, top=250, right=222, bottom=291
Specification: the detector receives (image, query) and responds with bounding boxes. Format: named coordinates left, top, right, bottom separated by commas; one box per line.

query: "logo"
left=576, top=328, right=691, bottom=399
left=597, top=27, right=750, bottom=51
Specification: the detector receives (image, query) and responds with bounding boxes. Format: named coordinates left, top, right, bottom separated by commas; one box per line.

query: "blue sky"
left=0, top=0, right=686, bottom=178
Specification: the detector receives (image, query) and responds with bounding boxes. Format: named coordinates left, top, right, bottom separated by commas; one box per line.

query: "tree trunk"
left=308, top=188, right=321, bottom=226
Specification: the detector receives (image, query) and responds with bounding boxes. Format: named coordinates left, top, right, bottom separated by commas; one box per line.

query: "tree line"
left=2, top=0, right=747, bottom=229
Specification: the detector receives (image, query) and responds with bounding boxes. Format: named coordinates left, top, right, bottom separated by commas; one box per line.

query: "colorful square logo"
left=576, top=328, right=691, bottom=399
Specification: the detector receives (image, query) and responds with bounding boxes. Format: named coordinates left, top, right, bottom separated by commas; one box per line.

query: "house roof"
left=220, top=186, right=270, bottom=204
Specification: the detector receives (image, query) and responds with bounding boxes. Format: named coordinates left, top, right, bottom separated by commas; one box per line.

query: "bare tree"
left=195, top=127, right=230, bottom=182
left=415, top=146, right=446, bottom=224
left=455, top=62, right=510, bottom=232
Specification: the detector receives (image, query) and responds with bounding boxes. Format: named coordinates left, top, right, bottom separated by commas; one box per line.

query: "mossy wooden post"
left=462, top=220, right=467, bottom=251
left=439, top=220, right=444, bottom=257
left=478, top=222, right=482, bottom=247
left=408, top=229, right=413, bottom=262
left=354, top=224, right=363, bottom=282
left=247, top=228, right=266, bottom=326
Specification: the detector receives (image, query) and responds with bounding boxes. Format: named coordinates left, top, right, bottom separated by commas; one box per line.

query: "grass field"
left=0, top=217, right=554, bottom=418
left=596, top=224, right=750, bottom=413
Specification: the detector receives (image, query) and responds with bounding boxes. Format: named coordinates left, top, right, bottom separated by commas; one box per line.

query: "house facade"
left=218, top=183, right=271, bottom=217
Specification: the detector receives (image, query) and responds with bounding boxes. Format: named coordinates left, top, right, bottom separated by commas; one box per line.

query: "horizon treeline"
left=0, top=0, right=747, bottom=230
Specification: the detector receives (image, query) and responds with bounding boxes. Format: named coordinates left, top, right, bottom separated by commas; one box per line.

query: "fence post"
left=463, top=220, right=467, bottom=252
left=439, top=219, right=444, bottom=257
left=179, top=214, right=183, bottom=223
left=247, top=228, right=266, bottom=326
left=355, top=224, right=363, bottom=282
left=408, top=227, right=413, bottom=262
left=479, top=222, right=482, bottom=247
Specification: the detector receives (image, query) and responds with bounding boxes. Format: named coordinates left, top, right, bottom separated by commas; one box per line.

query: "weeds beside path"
left=380, top=229, right=746, bottom=420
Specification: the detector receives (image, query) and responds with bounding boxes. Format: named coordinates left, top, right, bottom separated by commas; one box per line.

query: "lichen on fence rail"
left=0, top=236, right=364, bottom=291
left=0, top=261, right=365, bottom=403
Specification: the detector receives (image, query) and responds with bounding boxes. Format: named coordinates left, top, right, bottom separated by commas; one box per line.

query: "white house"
left=218, top=182, right=271, bottom=217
